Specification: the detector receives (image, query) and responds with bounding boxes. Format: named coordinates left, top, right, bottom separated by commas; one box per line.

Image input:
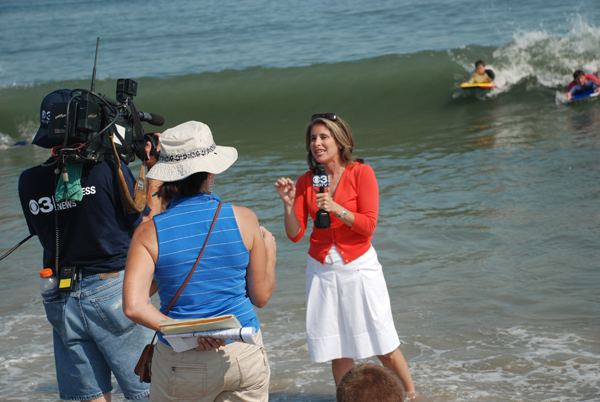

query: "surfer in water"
left=565, top=70, right=600, bottom=101
left=469, top=60, right=495, bottom=84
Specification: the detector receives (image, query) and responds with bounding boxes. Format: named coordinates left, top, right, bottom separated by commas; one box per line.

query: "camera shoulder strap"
left=110, top=136, right=146, bottom=214
left=128, top=101, right=146, bottom=161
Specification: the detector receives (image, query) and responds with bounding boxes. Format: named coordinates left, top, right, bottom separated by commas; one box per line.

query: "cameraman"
left=142, top=131, right=164, bottom=220
left=18, top=89, right=156, bottom=402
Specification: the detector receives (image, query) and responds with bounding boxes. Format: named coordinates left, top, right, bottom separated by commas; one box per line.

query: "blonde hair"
left=305, top=115, right=355, bottom=169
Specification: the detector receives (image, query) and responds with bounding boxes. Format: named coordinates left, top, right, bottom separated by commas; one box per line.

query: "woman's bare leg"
left=332, top=358, right=355, bottom=385
left=377, top=348, right=415, bottom=396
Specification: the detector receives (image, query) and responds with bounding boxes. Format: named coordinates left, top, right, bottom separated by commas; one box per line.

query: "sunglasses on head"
left=311, top=113, right=338, bottom=122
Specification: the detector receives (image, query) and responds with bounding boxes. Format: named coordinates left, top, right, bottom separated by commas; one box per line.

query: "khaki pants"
left=150, top=331, right=269, bottom=402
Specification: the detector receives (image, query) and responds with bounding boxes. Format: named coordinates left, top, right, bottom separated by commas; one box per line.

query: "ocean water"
left=1, top=1, right=599, bottom=401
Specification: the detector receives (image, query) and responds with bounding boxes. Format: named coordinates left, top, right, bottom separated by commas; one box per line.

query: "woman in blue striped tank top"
left=124, top=121, right=277, bottom=402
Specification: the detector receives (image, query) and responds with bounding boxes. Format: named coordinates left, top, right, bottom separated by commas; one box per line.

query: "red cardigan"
left=289, top=162, right=379, bottom=264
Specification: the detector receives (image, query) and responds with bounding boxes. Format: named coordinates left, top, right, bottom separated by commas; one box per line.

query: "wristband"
left=336, top=209, right=348, bottom=219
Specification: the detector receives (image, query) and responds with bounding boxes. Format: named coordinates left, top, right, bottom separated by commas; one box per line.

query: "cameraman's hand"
left=143, top=133, right=161, bottom=169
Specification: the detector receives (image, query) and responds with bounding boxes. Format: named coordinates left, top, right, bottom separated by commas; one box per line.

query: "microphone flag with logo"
left=313, top=164, right=330, bottom=228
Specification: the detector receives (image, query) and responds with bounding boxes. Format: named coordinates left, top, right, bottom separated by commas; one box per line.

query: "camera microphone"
left=313, top=164, right=331, bottom=228
left=138, top=112, right=165, bottom=126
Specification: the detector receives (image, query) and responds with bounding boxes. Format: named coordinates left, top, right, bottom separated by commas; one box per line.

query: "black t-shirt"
left=18, top=158, right=142, bottom=273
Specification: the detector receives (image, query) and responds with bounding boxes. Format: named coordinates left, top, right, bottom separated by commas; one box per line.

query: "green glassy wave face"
left=2, top=26, right=599, bottom=155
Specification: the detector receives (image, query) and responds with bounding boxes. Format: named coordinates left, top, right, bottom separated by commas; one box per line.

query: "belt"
left=56, top=266, right=121, bottom=293
left=80, top=268, right=121, bottom=279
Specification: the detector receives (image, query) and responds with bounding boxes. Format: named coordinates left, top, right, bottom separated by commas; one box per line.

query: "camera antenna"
left=90, top=37, right=100, bottom=92
left=0, top=234, right=34, bottom=262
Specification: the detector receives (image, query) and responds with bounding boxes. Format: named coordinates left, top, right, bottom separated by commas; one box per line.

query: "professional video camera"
left=0, top=39, right=164, bottom=265
left=46, top=39, right=163, bottom=165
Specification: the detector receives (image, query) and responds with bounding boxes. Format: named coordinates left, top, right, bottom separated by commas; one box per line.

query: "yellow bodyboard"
left=460, top=82, right=496, bottom=89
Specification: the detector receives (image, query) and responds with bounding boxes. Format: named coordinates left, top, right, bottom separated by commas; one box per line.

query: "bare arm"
left=315, top=164, right=378, bottom=236
left=275, top=175, right=311, bottom=242
left=234, top=206, right=277, bottom=308
left=143, top=178, right=164, bottom=221
left=124, top=216, right=225, bottom=350
left=123, top=220, right=168, bottom=330
left=274, top=177, right=302, bottom=239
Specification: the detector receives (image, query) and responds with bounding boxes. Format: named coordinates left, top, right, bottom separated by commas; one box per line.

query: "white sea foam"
left=0, top=132, right=13, bottom=150
left=0, top=345, right=132, bottom=401
left=455, top=17, right=600, bottom=96
left=0, top=118, right=36, bottom=150
left=0, top=312, right=47, bottom=337
left=409, top=326, right=600, bottom=401
left=17, top=119, right=37, bottom=142
left=497, top=17, right=599, bottom=90
left=264, top=305, right=599, bottom=400
left=0, top=308, right=58, bottom=401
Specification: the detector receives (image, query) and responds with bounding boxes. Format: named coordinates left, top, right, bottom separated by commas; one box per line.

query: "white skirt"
left=305, top=246, right=401, bottom=363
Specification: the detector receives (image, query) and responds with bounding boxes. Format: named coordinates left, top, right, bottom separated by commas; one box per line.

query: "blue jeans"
left=43, top=270, right=152, bottom=400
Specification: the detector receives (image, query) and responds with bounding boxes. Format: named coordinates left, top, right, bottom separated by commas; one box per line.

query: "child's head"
left=475, top=60, right=486, bottom=75
left=336, top=363, right=405, bottom=402
left=573, top=70, right=586, bottom=86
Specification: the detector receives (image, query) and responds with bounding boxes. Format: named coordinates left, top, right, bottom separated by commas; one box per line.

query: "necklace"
left=329, top=166, right=346, bottom=195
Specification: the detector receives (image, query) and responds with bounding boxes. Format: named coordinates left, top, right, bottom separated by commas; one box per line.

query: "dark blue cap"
left=32, top=89, right=73, bottom=148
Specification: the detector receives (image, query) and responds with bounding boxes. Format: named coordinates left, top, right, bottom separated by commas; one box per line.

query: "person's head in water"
left=573, top=70, right=586, bottom=86
left=336, top=363, right=405, bottom=402
left=475, top=60, right=486, bottom=75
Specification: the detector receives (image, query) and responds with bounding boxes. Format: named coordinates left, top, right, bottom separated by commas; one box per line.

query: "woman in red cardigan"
left=274, top=113, right=416, bottom=398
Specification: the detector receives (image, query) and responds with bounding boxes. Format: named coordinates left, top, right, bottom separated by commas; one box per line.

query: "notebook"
left=159, top=314, right=241, bottom=335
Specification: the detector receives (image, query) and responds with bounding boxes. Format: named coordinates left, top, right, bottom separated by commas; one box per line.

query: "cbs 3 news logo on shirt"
left=28, top=186, right=96, bottom=215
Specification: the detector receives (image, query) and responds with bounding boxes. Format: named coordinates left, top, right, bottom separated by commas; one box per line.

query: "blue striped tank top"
left=153, top=193, right=259, bottom=332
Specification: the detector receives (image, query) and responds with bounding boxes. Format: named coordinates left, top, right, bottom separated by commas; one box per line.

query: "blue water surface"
left=1, top=0, right=599, bottom=86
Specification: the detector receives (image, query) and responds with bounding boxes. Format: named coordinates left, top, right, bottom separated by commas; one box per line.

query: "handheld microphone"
left=313, top=164, right=330, bottom=228
left=138, top=111, right=165, bottom=126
